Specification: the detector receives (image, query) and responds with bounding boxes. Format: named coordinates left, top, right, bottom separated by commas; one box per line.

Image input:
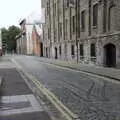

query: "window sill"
left=81, top=29, right=85, bottom=32
left=92, top=26, right=97, bottom=29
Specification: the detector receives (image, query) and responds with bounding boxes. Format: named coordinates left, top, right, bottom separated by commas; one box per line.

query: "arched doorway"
left=55, top=47, right=58, bottom=59
left=40, top=43, right=43, bottom=57
left=104, top=43, right=116, bottom=67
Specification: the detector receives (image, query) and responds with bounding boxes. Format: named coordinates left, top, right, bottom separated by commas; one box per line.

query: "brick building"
left=16, top=19, right=34, bottom=55
left=32, top=24, right=43, bottom=56
left=43, top=0, right=120, bottom=67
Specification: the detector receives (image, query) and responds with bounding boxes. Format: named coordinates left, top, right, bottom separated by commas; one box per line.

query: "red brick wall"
left=32, top=29, right=41, bottom=56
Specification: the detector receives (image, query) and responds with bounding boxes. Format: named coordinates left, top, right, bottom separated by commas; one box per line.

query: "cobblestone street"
left=12, top=56, right=120, bottom=120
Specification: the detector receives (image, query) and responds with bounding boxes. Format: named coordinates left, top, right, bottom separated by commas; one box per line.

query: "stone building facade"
left=16, top=19, right=27, bottom=55
left=43, top=0, right=120, bottom=67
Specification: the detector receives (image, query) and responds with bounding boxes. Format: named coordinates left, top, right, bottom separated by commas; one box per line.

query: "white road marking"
left=0, top=94, right=44, bottom=116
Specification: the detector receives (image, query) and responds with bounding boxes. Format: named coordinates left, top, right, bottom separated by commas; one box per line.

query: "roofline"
left=19, top=19, right=26, bottom=25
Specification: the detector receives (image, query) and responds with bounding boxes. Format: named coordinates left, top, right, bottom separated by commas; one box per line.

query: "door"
left=40, top=43, right=43, bottom=57
left=104, top=43, right=116, bottom=67
left=55, top=47, right=58, bottom=59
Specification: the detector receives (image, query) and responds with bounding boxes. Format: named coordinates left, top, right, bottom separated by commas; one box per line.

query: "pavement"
left=11, top=55, right=120, bottom=120
left=34, top=57, right=120, bottom=81
left=0, top=56, right=51, bottom=120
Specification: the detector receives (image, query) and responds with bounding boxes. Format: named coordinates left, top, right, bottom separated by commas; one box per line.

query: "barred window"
left=71, top=45, right=75, bottom=56
left=80, top=44, right=84, bottom=56
left=91, top=44, right=96, bottom=57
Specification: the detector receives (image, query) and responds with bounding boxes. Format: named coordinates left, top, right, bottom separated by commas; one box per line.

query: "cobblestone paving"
left=14, top=56, right=120, bottom=120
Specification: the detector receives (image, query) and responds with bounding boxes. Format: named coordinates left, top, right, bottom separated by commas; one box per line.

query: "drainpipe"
left=75, top=0, right=79, bottom=63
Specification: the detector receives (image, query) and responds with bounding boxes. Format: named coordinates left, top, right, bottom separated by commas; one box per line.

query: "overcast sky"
left=0, top=0, right=41, bottom=28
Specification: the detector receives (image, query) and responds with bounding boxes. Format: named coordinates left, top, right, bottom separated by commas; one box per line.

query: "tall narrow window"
left=54, top=28, right=57, bottom=42
left=54, top=3, right=56, bottom=16
left=80, top=44, right=84, bottom=57
left=78, top=11, right=80, bottom=37
left=59, top=45, right=61, bottom=55
left=91, top=44, right=96, bottom=57
left=103, top=0, right=107, bottom=33
left=88, top=0, right=92, bottom=35
left=71, top=45, right=75, bottom=57
left=48, top=28, right=50, bottom=39
left=59, top=23, right=62, bottom=37
left=81, top=10, right=85, bottom=31
left=108, top=8, right=111, bottom=31
left=65, top=19, right=68, bottom=40
left=47, top=2, right=49, bottom=16
left=72, top=16, right=75, bottom=33
left=93, top=4, right=98, bottom=27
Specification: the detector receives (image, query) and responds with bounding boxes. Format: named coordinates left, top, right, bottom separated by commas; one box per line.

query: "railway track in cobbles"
left=27, top=70, right=120, bottom=120
left=45, top=78, right=120, bottom=120
left=14, top=59, right=120, bottom=120
left=52, top=85, right=120, bottom=120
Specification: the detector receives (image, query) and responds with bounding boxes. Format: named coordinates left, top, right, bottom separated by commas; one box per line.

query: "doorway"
left=104, top=43, right=116, bottom=67
left=55, top=47, right=58, bottom=59
left=40, top=43, right=43, bottom=57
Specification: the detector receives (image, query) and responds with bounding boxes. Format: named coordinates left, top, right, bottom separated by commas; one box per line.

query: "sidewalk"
left=0, top=66, right=51, bottom=119
left=36, top=57, right=120, bottom=81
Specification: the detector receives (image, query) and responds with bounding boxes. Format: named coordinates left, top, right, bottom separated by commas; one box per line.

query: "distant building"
left=32, top=24, right=43, bottom=56
left=17, top=19, right=27, bottom=54
left=17, top=11, right=43, bottom=55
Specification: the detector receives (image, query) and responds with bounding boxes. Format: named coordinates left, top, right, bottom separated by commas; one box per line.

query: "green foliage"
left=1, top=25, right=20, bottom=53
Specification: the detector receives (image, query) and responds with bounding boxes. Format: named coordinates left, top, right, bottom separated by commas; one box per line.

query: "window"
left=108, top=8, right=111, bottom=31
left=54, top=3, right=57, bottom=16
left=71, top=45, right=75, bottom=56
left=81, top=10, right=85, bottom=31
left=48, top=28, right=50, bottom=40
left=54, top=28, right=57, bottom=42
left=103, top=0, right=107, bottom=33
left=47, top=2, right=49, bottom=16
left=59, top=23, right=62, bottom=37
left=80, top=44, right=84, bottom=57
left=72, top=16, right=75, bottom=33
left=65, top=19, right=68, bottom=40
left=59, top=45, right=61, bottom=55
left=91, top=44, right=96, bottom=57
left=93, top=4, right=98, bottom=27
left=78, top=11, right=80, bottom=37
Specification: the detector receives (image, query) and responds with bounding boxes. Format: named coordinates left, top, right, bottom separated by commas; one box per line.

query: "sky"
left=0, top=0, right=41, bottom=28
